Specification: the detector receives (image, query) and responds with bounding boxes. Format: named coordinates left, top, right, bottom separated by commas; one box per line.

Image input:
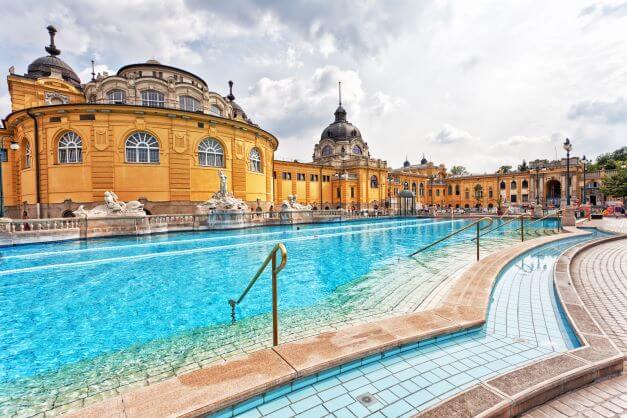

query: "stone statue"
left=74, top=191, right=145, bottom=217
left=219, top=170, right=227, bottom=195
left=281, top=195, right=312, bottom=211
left=196, top=171, right=248, bottom=214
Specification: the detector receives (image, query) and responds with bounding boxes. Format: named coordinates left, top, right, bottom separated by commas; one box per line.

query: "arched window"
left=436, top=189, right=440, bottom=196
left=23, top=141, right=31, bottom=169
left=522, top=179, right=529, bottom=189
left=370, top=175, right=378, bottom=188
left=179, top=95, right=201, bottom=112
left=58, top=131, right=83, bottom=164
left=510, top=180, right=517, bottom=189
left=500, top=181, right=506, bottom=190
left=198, top=139, right=224, bottom=167
left=403, top=181, right=409, bottom=190
left=107, top=89, right=126, bottom=104
left=322, top=145, right=333, bottom=156
left=249, top=147, right=262, bottom=172
left=448, top=185, right=452, bottom=195
left=455, top=185, right=460, bottom=195
left=419, top=183, right=425, bottom=196
left=125, top=132, right=159, bottom=163
left=411, top=182, right=417, bottom=193
left=352, top=145, right=362, bottom=155
left=141, top=90, right=165, bottom=107
left=209, top=104, right=222, bottom=116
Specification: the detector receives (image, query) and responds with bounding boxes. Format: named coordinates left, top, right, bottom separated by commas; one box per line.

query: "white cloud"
left=0, top=0, right=626, bottom=171
left=427, top=124, right=479, bottom=145
left=568, top=97, right=627, bottom=124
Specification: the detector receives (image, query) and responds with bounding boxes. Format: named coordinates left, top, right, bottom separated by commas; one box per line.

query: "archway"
left=546, top=180, right=561, bottom=207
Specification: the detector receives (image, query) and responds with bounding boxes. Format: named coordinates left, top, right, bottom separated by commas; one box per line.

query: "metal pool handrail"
left=228, top=243, right=287, bottom=346
left=512, top=209, right=563, bottom=235
left=471, top=213, right=532, bottom=242
left=410, top=217, right=493, bottom=260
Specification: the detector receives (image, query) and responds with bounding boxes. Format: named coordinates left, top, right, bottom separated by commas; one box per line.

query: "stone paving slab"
left=67, top=226, right=584, bottom=417
left=417, top=234, right=625, bottom=418
left=521, top=236, right=627, bottom=417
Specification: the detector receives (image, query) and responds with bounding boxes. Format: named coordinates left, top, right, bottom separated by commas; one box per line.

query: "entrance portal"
left=546, top=180, right=561, bottom=207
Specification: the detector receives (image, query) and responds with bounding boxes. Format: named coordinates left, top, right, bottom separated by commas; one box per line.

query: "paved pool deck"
left=67, top=227, right=625, bottom=418
left=522, top=236, right=627, bottom=418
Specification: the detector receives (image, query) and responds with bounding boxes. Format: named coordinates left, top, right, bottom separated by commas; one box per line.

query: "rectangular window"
left=0, top=148, right=7, bottom=163
left=465, top=191, right=469, bottom=198
left=310, top=174, right=319, bottom=182
left=350, top=187, right=355, bottom=198
left=49, top=116, right=61, bottom=123
left=337, top=188, right=341, bottom=198
left=322, top=175, right=330, bottom=182
left=511, top=194, right=518, bottom=203
left=282, top=172, right=292, bottom=180
left=522, top=194, right=528, bottom=202
left=489, top=190, right=493, bottom=198
left=273, top=171, right=276, bottom=179
left=79, top=114, right=95, bottom=121
left=297, top=173, right=305, bottom=181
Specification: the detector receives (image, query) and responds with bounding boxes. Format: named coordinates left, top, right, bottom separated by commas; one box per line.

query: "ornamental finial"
left=45, top=25, right=61, bottom=56
left=338, top=81, right=342, bottom=106
left=227, top=80, right=235, bottom=101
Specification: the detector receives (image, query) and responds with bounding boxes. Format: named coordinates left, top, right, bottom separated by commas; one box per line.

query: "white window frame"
left=249, top=147, right=262, bottom=172
left=107, top=89, right=126, bottom=104
left=198, top=138, right=225, bottom=167
left=125, top=132, right=160, bottom=163
left=179, top=95, right=201, bottom=112
left=58, top=131, right=83, bottom=164
left=141, top=90, right=165, bottom=108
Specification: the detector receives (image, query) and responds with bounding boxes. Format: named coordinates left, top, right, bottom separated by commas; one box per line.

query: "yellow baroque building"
left=0, top=26, right=605, bottom=219
left=0, top=27, right=277, bottom=218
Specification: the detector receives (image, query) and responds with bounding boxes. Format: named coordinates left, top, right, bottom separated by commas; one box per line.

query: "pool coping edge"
left=414, top=232, right=626, bottom=418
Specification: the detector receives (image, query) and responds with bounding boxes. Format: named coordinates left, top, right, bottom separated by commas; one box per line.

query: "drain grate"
left=356, top=392, right=378, bottom=407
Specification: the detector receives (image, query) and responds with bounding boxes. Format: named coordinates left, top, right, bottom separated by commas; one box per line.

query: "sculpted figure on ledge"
left=196, top=170, right=248, bottom=214
left=74, top=191, right=146, bottom=217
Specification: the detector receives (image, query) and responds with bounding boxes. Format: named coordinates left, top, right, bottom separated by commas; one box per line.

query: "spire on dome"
left=227, top=80, right=235, bottom=101
left=45, top=25, right=60, bottom=56
left=338, top=81, right=342, bottom=106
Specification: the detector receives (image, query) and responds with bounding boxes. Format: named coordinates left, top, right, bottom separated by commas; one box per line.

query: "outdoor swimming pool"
left=0, top=217, right=560, bottom=416
left=221, top=231, right=606, bottom=418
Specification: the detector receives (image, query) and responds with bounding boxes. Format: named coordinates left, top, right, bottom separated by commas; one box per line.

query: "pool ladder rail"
left=228, top=243, right=287, bottom=347
left=411, top=211, right=564, bottom=260
left=410, top=217, right=494, bottom=260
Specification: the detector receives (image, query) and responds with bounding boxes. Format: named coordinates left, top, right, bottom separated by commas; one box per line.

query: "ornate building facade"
left=0, top=27, right=604, bottom=218
left=0, top=27, right=277, bottom=217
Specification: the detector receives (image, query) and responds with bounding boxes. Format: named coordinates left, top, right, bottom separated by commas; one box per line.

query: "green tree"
left=498, top=165, right=512, bottom=174
left=600, top=168, right=627, bottom=204
left=518, top=160, right=529, bottom=172
left=450, top=165, right=469, bottom=175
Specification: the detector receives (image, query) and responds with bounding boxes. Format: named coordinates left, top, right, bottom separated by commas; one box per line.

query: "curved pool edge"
left=63, top=228, right=592, bottom=418
left=415, top=232, right=626, bottom=418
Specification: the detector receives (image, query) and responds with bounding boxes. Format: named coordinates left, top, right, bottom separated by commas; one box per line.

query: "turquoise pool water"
left=0, top=217, right=558, bottom=415
left=222, top=230, right=607, bottom=418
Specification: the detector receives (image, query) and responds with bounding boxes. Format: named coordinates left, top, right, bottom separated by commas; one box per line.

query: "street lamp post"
left=0, top=137, right=20, bottom=218
left=581, top=155, right=587, bottom=205
left=563, top=138, right=572, bottom=206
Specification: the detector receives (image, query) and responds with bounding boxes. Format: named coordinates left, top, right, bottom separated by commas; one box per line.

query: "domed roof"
left=320, top=105, right=362, bottom=141
left=420, top=154, right=428, bottom=164
left=27, top=26, right=81, bottom=88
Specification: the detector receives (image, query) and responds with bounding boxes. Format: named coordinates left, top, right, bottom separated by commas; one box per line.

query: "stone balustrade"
left=0, top=209, right=387, bottom=246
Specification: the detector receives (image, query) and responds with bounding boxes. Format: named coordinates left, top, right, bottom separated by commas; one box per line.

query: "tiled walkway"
left=226, top=235, right=593, bottom=418
left=524, top=237, right=627, bottom=417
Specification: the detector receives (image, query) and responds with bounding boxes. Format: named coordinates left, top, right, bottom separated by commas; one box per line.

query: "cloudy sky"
left=1, top=0, right=626, bottom=172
